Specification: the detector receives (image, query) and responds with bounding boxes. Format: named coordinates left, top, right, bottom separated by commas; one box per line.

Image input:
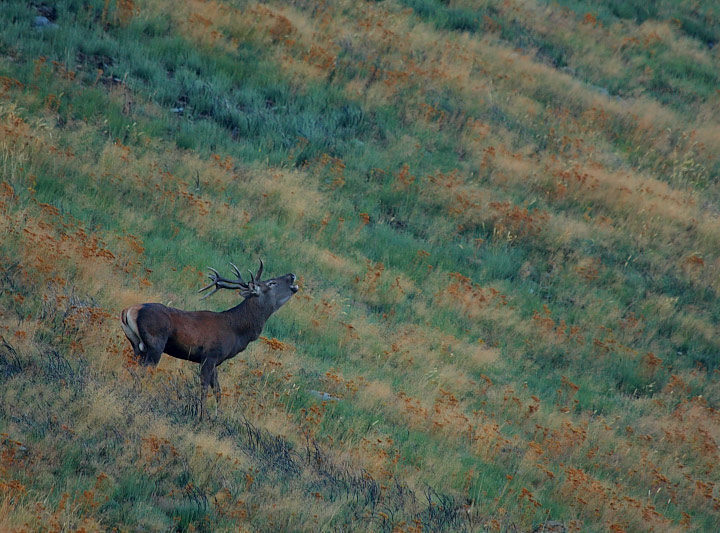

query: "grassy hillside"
left=1, top=0, right=720, bottom=530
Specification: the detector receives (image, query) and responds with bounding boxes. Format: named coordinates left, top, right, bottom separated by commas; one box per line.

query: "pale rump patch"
left=121, top=305, right=145, bottom=352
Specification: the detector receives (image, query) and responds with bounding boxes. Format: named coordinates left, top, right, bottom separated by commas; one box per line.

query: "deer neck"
left=226, top=297, right=271, bottom=337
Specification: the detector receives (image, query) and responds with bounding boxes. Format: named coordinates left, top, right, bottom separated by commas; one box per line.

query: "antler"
left=229, top=262, right=245, bottom=282
left=243, top=259, right=263, bottom=289
left=198, top=260, right=263, bottom=300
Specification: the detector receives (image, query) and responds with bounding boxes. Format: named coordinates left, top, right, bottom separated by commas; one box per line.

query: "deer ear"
left=239, top=288, right=258, bottom=298
left=240, top=283, right=261, bottom=298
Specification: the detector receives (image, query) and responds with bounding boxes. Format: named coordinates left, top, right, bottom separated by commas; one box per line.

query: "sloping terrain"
left=1, top=0, right=719, bottom=531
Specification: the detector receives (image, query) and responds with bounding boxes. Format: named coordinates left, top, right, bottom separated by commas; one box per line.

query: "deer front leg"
left=211, top=368, right=221, bottom=414
left=200, top=359, right=216, bottom=420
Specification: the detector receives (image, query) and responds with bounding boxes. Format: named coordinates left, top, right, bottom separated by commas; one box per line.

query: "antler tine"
left=229, top=262, right=245, bottom=283
left=255, top=258, right=264, bottom=282
left=198, top=267, right=221, bottom=293
left=199, top=286, right=220, bottom=300
left=248, top=269, right=256, bottom=285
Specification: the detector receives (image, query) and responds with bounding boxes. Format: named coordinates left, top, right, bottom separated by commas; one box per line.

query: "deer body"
left=121, top=261, right=297, bottom=417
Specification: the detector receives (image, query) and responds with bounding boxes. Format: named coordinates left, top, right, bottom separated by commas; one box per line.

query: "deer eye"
left=266, top=280, right=277, bottom=287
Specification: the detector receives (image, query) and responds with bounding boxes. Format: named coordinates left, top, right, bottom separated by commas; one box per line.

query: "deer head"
left=198, top=259, right=298, bottom=313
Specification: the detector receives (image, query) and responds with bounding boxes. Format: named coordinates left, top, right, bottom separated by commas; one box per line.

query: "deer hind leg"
left=140, top=346, right=163, bottom=367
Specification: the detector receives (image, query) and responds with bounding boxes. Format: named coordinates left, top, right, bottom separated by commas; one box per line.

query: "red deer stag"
left=120, top=259, right=298, bottom=417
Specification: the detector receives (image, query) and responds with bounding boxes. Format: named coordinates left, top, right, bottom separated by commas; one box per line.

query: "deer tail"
left=121, top=306, right=146, bottom=352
